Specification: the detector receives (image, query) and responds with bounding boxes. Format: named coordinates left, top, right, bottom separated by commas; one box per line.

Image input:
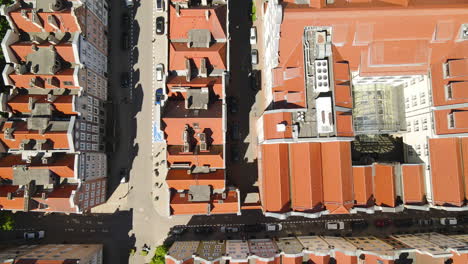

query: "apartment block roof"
left=166, top=76, right=224, bottom=99
left=10, top=43, right=76, bottom=64
left=0, top=119, right=72, bottom=151
left=196, top=241, right=225, bottom=261
left=167, top=144, right=224, bottom=168
left=166, top=169, right=225, bottom=190
left=7, top=69, right=80, bottom=90
left=170, top=189, right=239, bottom=215
left=429, top=137, right=467, bottom=207
left=169, top=42, right=227, bottom=71
left=6, top=94, right=76, bottom=115
left=169, top=5, right=227, bottom=41
left=248, top=239, right=279, bottom=259
left=0, top=154, right=75, bottom=180
left=225, top=240, right=249, bottom=261
left=167, top=241, right=200, bottom=262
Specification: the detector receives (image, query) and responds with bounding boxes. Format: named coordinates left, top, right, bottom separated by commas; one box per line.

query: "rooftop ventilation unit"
left=314, top=60, right=330, bottom=93
left=276, top=123, right=286, bottom=132
left=316, top=97, right=334, bottom=133
left=199, top=133, right=207, bottom=151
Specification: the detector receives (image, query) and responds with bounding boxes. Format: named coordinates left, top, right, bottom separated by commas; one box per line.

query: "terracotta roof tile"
left=10, top=43, right=76, bottom=63
left=262, top=111, right=293, bottom=140
left=166, top=169, right=225, bottom=190
left=290, top=143, right=323, bottom=211
left=402, top=164, right=426, bottom=204
left=434, top=108, right=468, bottom=135
left=7, top=95, right=75, bottom=115
left=166, top=76, right=223, bottom=99
left=169, top=42, right=226, bottom=71
left=169, top=5, right=227, bottom=40
left=8, top=70, right=80, bottom=90
left=321, top=141, right=353, bottom=214
left=9, top=10, right=80, bottom=33
left=260, top=144, right=291, bottom=212
left=167, top=145, right=224, bottom=168
left=374, top=163, right=397, bottom=208
left=336, top=111, right=354, bottom=137
left=352, top=166, right=374, bottom=206
left=429, top=138, right=464, bottom=206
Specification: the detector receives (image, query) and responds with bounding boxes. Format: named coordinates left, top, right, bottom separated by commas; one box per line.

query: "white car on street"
left=24, top=231, right=45, bottom=240
left=326, top=222, right=345, bottom=230
left=250, top=27, right=257, bottom=45
left=440, top=217, right=457, bottom=225
left=265, top=223, right=282, bottom=232
left=156, top=64, right=164, bottom=81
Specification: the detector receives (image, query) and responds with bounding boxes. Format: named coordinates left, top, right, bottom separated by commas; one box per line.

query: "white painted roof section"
left=345, top=236, right=396, bottom=258
left=391, top=234, right=452, bottom=258
left=316, top=96, right=334, bottom=133
left=415, top=233, right=468, bottom=251
left=314, top=59, right=330, bottom=92
left=321, top=236, right=357, bottom=256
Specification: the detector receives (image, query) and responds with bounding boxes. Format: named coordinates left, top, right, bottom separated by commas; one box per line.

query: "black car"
left=249, top=70, right=260, bottom=91
left=227, top=96, right=238, bottom=113
left=394, top=218, right=413, bottom=228
left=156, top=16, right=165, bottom=35
left=230, top=144, right=240, bottom=163
left=122, top=13, right=129, bottom=27
left=244, top=224, right=264, bottom=232
left=230, top=124, right=240, bottom=141
left=121, top=33, right=129, bottom=49
left=350, top=221, right=369, bottom=231
left=121, top=72, right=129, bottom=88
left=194, top=226, right=213, bottom=234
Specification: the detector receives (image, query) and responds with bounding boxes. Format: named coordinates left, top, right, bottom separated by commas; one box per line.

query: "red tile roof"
left=290, top=143, right=323, bottom=211
left=166, top=169, right=225, bottom=190
left=434, top=108, right=468, bottom=135
left=0, top=121, right=71, bottom=151
left=260, top=144, right=291, bottom=212
left=322, top=141, right=353, bottom=214
left=10, top=43, right=76, bottom=63
left=169, top=5, right=227, bottom=40
left=336, top=111, right=354, bottom=137
left=169, top=42, right=227, bottom=71
left=170, top=190, right=238, bottom=215
left=8, top=70, right=80, bottom=90
left=7, top=95, right=76, bottom=115
left=9, top=10, right=80, bottom=33
left=401, top=164, right=426, bottom=204
left=166, top=76, right=224, bottom=99
left=429, top=138, right=465, bottom=206
left=374, top=163, right=397, bottom=208
left=352, top=166, right=374, bottom=206
left=0, top=154, right=75, bottom=180
left=262, top=111, right=293, bottom=140
left=167, top=145, right=224, bottom=168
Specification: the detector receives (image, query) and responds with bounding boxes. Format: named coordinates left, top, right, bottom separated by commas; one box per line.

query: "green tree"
left=0, top=211, right=14, bottom=231
left=149, top=245, right=168, bottom=264
left=0, top=0, right=14, bottom=62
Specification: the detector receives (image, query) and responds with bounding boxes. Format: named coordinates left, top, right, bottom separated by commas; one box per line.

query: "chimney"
left=41, top=192, right=47, bottom=200
left=41, top=157, right=49, bottom=164
left=205, top=10, right=210, bottom=21
left=28, top=97, right=37, bottom=111
left=176, top=3, right=180, bottom=16
left=46, top=94, right=57, bottom=102
left=4, top=128, right=14, bottom=140
left=201, top=0, right=208, bottom=6
left=200, top=58, right=208, bottom=78
left=7, top=192, right=13, bottom=200
left=185, top=59, right=192, bottom=82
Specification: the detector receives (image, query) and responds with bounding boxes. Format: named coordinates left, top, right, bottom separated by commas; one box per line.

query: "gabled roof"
left=7, top=95, right=76, bottom=115
left=352, top=166, right=373, bottom=206
left=321, top=141, right=353, bottom=214
left=0, top=154, right=75, bottom=180
left=434, top=108, right=468, bottom=135
left=10, top=43, right=76, bottom=63
left=290, top=142, right=323, bottom=211
left=9, top=9, right=80, bottom=33
left=166, top=169, right=225, bottom=190
left=429, top=138, right=465, bottom=207
left=374, top=163, right=397, bottom=208
left=402, top=164, right=426, bottom=204
left=260, top=144, right=291, bottom=212
left=169, top=5, right=227, bottom=40
left=166, top=76, right=223, bottom=98
left=8, top=69, right=80, bottom=90
left=167, top=145, right=224, bottom=168
left=169, top=42, right=227, bottom=71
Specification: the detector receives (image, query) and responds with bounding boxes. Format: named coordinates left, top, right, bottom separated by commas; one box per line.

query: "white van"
left=125, top=0, right=133, bottom=7
left=326, top=222, right=345, bottom=230
left=156, top=64, right=164, bottom=81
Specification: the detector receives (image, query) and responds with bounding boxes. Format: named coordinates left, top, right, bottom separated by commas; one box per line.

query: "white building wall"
left=79, top=36, right=108, bottom=77
left=262, top=0, right=282, bottom=110
left=401, top=75, right=434, bottom=202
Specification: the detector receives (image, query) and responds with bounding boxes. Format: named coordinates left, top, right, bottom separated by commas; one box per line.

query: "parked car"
left=227, top=96, right=238, bottom=113
left=440, top=217, right=457, bottom=225
left=155, top=88, right=164, bottom=105
left=350, top=221, right=368, bottom=231
left=121, top=72, right=130, bottom=88
left=250, top=27, right=257, bottom=45
left=374, top=218, right=392, bottom=228
left=156, top=64, right=164, bottom=81
left=170, top=227, right=186, bottom=236
left=417, top=219, right=433, bottom=226
left=124, top=0, right=134, bottom=7
left=394, top=218, right=413, bottom=228
left=156, top=0, right=164, bottom=11
left=122, top=13, right=130, bottom=27
left=251, top=49, right=258, bottom=65
left=230, top=124, right=240, bottom=141
left=249, top=70, right=260, bottom=91
left=24, top=231, right=45, bottom=240
left=194, top=226, right=213, bottom=233
left=120, top=168, right=129, bottom=183
left=230, top=144, right=240, bottom=163
left=121, top=33, right=129, bottom=49
left=326, top=222, right=345, bottom=230
left=156, top=16, right=165, bottom=35
left=221, top=226, right=240, bottom=233
left=265, top=223, right=282, bottom=232
left=244, top=224, right=264, bottom=232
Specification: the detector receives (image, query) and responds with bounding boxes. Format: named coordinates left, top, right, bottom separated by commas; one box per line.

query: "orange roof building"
left=373, top=163, right=397, bottom=208
left=401, top=164, right=426, bottom=205
left=352, top=166, right=374, bottom=207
